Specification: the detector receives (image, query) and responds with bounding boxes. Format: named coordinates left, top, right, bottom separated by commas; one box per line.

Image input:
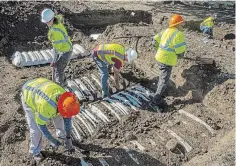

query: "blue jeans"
left=92, top=52, right=109, bottom=98
left=200, top=26, right=213, bottom=36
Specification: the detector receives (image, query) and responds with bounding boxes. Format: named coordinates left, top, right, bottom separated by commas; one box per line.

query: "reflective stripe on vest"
left=51, top=27, right=72, bottom=50
left=203, top=20, right=213, bottom=25
left=23, top=81, right=57, bottom=122
left=98, top=44, right=124, bottom=60
left=159, top=30, right=179, bottom=52
left=174, top=42, right=186, bottom=48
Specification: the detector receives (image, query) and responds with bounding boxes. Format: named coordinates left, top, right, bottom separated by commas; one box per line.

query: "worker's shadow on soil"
left=40, top=143, right=166, bottom=166
left=168, top=64, right=234, bottom=105
left=157, top=64, right=233, bottom=108
left=40, top=150, right=81, bottom=165
left=122, top=63, right=234, bottom=111
left=76, top=143, right=166, bottom=166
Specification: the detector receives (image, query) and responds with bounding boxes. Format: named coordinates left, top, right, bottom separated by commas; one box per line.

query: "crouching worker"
left=41, top=9, right=73, bottom=86
left=92, top=44, right=138, bottom=98
left=21, top=78, right=80, bottom=162
left=152, top=14, right=186, bottom=110
left=200, top=14, right=217, bottom=39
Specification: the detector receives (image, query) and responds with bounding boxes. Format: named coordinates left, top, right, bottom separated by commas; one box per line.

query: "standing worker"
left=200, top=14, right=217, bottom=39
left=41, top=9, right=73, bottom=86
left=21, top=78, right=80, bottom=161
left=152, top=14, right=186, bottom=108
left=92, top=44, right=138, bottom=98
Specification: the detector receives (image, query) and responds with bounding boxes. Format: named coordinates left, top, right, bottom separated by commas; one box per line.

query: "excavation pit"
left=68, top=9, right=152, bottom=35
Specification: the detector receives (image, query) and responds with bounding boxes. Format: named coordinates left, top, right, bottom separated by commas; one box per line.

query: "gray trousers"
left=21, top=94, right=66, bottom=156
left=154, top=62, right=172, bottom=103
left=53, top=51, right=72, bottom=86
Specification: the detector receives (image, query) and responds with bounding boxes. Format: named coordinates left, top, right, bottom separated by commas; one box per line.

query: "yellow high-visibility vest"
left=48, top=15, right=72, bottom=53
left=97, top=44, right=125, bottom=66
left=200, top=17, right=214, bottom=28
left=22, top=78, right=65, bottom=125
left=155, top=27, right=186, bottom=66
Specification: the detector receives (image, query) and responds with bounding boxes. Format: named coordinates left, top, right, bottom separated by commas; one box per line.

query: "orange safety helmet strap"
left=169, top=14, right=184, bottom=27
left=57, top=92, right=80, bottom=118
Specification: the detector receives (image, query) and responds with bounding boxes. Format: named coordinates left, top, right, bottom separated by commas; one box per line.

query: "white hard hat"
left=126, top=48, right=138, bottom=63
left=41, top=9, right=55, bottom=23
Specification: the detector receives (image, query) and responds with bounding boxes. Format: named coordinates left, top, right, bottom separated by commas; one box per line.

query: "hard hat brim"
left=169, top=20, right=184, bottom=28
left=41, top=18, right=48, bottom=23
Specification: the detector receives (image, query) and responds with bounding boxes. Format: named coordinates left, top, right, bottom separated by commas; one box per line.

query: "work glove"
left=64, top=137, right=75, bottom=154
left=108, top=65, right=113, bottom=74
left=115, top=82, right=120, bottom=90
left=46, top=138, right=62, bottom=152
left=51, top=49, right=59, bottom=66
left=65, top=137, right=73, bottom=151
left=50, top=62, right=56, bottom=67
left=177, top=52, right=186, bottom=59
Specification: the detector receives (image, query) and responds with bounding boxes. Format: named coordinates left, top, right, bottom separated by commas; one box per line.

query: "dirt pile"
left=0, top=1, right=235, bottom=166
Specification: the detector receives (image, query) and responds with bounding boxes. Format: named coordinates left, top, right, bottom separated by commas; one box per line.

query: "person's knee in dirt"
left=21, top=78, right=80, bottom=162
left=91, top=44, right=138, bottom=98
left=151, top=14, right=187, bottom=111
left=41, top=8, right=73, bottom=86
left=200, top=14, right=217, bottom=39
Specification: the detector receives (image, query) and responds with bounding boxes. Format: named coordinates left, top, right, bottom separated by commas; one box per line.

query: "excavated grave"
left=11, top=44, right=90, bottom=67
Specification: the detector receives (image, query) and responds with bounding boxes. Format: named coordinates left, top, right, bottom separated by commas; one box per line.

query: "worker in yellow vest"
left=92, top=44, right=138, bottom=98
left=21, top=78, right=80, bottom=161
left=200, top=14, right=217, bottom=38
left=41, top=9, right=73, bottom=86
left=152, top=14, right=186, bottom=108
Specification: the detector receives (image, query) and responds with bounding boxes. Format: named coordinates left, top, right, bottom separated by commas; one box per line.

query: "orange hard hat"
left=169, top=14, right=184, bottom=27
left=57, top=92, right=80, bottom=118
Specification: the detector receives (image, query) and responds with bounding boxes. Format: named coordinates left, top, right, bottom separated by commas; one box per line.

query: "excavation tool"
left=183, top=56, right=215, bottom=65
left=51, top=61, right=56, bottom=81
left=113, top=35, right=153, bottom=39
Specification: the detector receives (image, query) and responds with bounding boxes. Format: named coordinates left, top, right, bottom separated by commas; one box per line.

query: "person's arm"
left=113, top=67, right=120, bottom=90
left=63, top=118, right=73, bottom=151
left=174, top=32, right=186, bottom=58
left=112, top=58, right=122, bottom=90
left=38, top=124, right=61, bottom=146
left=55, top=14, right=64, bottom=23
left=152, top=32, right=162, bottom=50
left=64, top=118, right=72, bottom=138
left=48, top=30, right=59, bottom=65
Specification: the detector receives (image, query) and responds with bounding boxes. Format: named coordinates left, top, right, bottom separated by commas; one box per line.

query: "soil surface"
left=0, top=1, right=235, bottom=166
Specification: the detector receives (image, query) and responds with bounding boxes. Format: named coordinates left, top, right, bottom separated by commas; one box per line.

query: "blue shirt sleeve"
left=38, top=124, right=58, bottom=144
left=64, top=118, right=72, bottom=132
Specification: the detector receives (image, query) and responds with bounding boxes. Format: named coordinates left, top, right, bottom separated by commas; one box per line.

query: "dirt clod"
left=165, top=139, right=180, bottom=154
left=124, top=133, right=137, bottom=141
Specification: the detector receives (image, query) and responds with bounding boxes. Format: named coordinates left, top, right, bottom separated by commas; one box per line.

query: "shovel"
left=183, top=56, right=215, bottom=65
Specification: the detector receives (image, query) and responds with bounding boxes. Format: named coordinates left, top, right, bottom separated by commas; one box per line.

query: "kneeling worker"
left=92, top=44, right=138, bottom=98
left=200, top=14, right=217, bottom=38
left=21, top=78, right=80, bottom=161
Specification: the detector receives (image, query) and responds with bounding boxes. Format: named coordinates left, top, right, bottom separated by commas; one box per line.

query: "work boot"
left=102, top=90, right=110, bottom=98
left=149, top=96, right=164, bottom=112
left=33, top=153, right=44, bottom=162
